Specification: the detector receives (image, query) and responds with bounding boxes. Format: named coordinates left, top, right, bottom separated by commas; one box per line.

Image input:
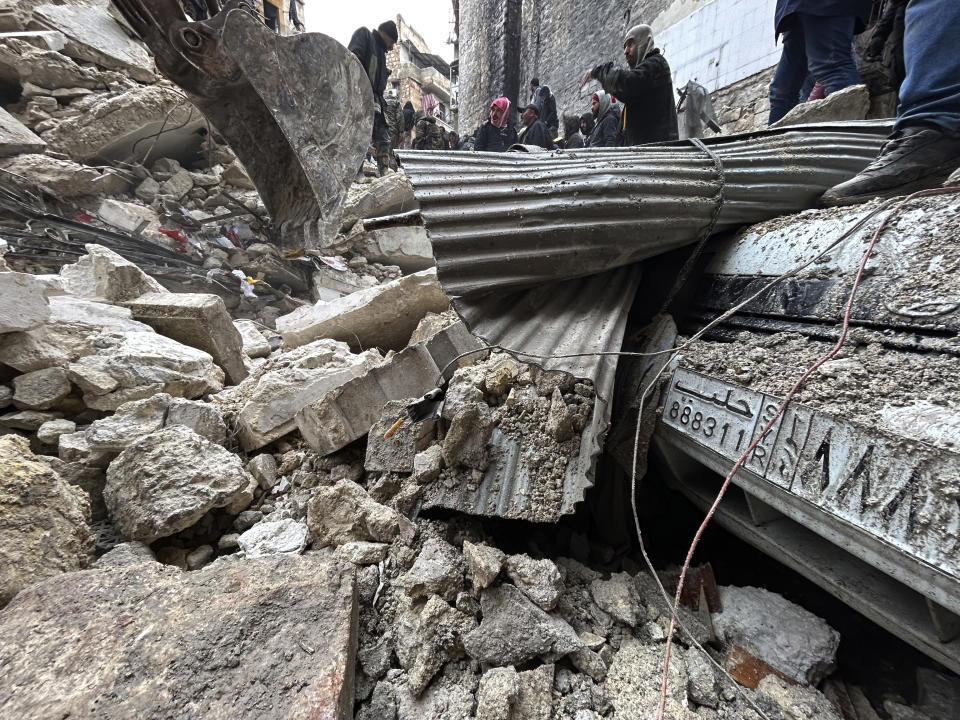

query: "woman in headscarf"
left=473, top=97, right=518, bottom=152
left=578, top=24, right=679, bottom=145
left=586, top=90, right=620, bottom=147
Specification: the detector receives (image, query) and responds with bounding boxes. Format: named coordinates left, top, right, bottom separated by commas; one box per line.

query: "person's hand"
left=579, top=68, right=592, bottom=88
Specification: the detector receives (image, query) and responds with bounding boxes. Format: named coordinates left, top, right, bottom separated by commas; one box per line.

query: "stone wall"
left=711, top=66, right=775, bottom=134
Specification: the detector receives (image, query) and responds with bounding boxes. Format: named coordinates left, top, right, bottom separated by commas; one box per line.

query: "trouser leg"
left=801, top=14, right=861, bottom=97
left=895, top=0, right=960, bottom=135
left=768, top=23, right=809, bottom=124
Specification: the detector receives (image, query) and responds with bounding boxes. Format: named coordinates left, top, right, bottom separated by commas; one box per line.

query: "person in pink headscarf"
left=474, top=96, right=518, bottom=151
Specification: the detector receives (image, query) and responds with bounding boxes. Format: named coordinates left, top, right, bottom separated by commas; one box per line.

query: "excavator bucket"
left=111, top=0, right=372, bottom=249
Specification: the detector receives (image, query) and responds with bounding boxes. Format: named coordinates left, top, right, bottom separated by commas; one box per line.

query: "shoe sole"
left=820, top=160, right=960, bottom=208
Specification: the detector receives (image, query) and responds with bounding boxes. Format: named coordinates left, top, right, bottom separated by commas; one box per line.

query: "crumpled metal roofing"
left=398, top=121, right=890, bottom=521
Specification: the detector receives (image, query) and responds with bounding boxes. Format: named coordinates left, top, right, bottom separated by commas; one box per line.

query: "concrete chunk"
left=60, top=244, right=164, bottom=304
left=124, top=292, right=249, bottom=385
left=364, top=399, right=437, bottom=472
left=0, top=271, right=50, bottom=333
left=0, top=155, right=129, bottom=198
left=32, top=4, right=157, bottom=82
left=12, top=366, right=71, bottom=410
left=276, top=268, right=448, bottom=351
left=296, top=320, right=482, bottom=455
left=234, top=319, right=271, bottom=358
left=355, top=225, right=434, bottom=272
left=0, top=106, right=45, bottom=156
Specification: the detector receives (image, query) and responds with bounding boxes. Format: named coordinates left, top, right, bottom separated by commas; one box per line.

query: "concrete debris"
left=59, top=244, right=164, bottom=304
left=0, top=153, right=129, bottom=196
left=339, top=171, right=416, bottom=232
left=353, top=225, right=434, bottom=272
left=475, top=666, right=519, bottom=720
left=589, top=572, right=644, bottom=627
left=711, top=585, right=840, bottom=686
left=103, top=425, right=252, bottom=543
left=757, top=676, right=843, bottom=720
left=463, top=540, right=506, bottom=589
left=11, top=365, right=70, bottom=410
left=395, top=593, right=476, bottom=696
left=234, top=319, right=271, bottom=358
left=0, top=434, right=93, bottom=605
left=606, top=640, right=697, bottom=720
left=93, top=540, right=156, bottom=568
left=307, top=479, right=414, bottom=548
left=214, top=338, right=381, bottom=451
left=0, top=270, right=50, bottom=333
left=364, top=399, right=437, bottom=472
left=276, top=267, right=448, bottom=351
left=0, top=105, right=45, bottom=156
left=398, top=537, right=466, bottom=601
left=35, top=417, right=75, bottom=444
left=504, top=554, right=564, bottom=611
left=125, top=291, right=249, bottom=385
left=772, top=83, right=870, bottom=128
left=0, top=555, right=358, bottom=719
left=236, top=518, right=308, bottom=557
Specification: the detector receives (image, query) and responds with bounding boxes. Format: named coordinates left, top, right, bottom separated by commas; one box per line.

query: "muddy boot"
left=821, top=125, right=960, bottom=206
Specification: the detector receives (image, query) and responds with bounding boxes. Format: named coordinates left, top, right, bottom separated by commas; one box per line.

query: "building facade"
left=254, top=0, right=306, bottom=36
left=386, top=15, right=456, bottom=134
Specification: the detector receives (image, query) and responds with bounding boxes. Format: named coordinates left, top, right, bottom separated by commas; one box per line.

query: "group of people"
left=353, top=0, right=960, bottom=202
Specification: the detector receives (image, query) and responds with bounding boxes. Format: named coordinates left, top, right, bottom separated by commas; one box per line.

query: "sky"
left=304, top=1, right=457, bottom=62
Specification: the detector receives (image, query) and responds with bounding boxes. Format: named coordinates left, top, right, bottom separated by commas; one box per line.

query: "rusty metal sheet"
left=656, top=367, right=960, bottom=616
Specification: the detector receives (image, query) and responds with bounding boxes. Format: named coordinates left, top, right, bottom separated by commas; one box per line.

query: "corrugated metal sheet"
left=399, top=122, right=891, bottom=522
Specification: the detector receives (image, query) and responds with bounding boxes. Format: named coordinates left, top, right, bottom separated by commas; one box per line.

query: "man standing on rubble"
left=348, top=20, right=399, bottom=176
left=579, top=24, right=679, bottom=145
left=767, top=0, right=871, bottom=124
left=823, top=0, right=960, bottom=204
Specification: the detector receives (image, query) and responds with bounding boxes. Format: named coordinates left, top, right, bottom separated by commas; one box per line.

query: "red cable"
left=655, top=186, right=960, bottom=719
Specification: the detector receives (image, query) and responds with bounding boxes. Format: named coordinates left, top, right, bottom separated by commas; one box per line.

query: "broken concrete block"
left=59, top=244, right=165, bottom=304
left=104, top=425, right=253, bottom=543
left=215, top=338, right=381, bottom=451
left=0, top=106, right=45, bottom=156
left=166, top=397, right=227, bottom=445
left=246, top=453, right=277, bottom=490
left=72, top=331, right=223, bottom=411
left=307, top=479, right=414, bottom=548
left=124, top=292, right=249, bottom=386
left=0, top=434, right=93, bottom=605
left=0, top=271, right=50, bottom=333
left=355, top=225, right=434, bottom=272
left=339, top=171, right=416, bottom=230
left=463, top=583, right=582, bottom=666
left=772, top=84, right=870, bottom=128
left=234, top=319, right=271, bottom=358
left=606, top=641, right=696, bottom=720
left=237, top=519, right=308, bottom=558
left=463, top=540, right=505, bottom=589
left=0, top=555, right=357, bottom=718
left=159, top=168, right=193, bottom=200
left=0, top=154, right=129, bottom=197
left=364, top=399, right=437, bottom=473
left=504, top=554, right=563, bottom=611
left=95, top=198, right=160, bottom=234
left=442, top=402, right=494, bottom=470
left=66, top=364, right=119, bottom=396
left=0, top=409, right=60, bottom=431
left=32, top=4, right=157, bottom=82
left=12, top=366, right=71, bottom=410
left=221, top=158, right=255, bottom=189
left=0, top=30, right=66, bottom=51
left=395, top=594, right=476, bottom=697
left=40, top=86, right=194, bottom=163
left=296, top=320, right=482, bottom=455
left=398, top=538, right=465, bottom=602
left=134, top=176, right=160, bottom=203
left=276, top=268, right=448, bottom=351
left=589, top=572, right=644, bottom=627
left=475, top=666, right=519, bottom=720
left=757, top=676, right=843, bottom=720
left=711, top=585, right=839, bottom=686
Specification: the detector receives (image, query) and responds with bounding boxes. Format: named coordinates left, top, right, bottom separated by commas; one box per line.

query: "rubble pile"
left=0, top=3, right=954, bottom=719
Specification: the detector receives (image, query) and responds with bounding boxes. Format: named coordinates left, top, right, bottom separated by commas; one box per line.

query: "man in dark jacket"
left=517, top=104, right=555, bottom=150
left=580, top=24, right=678, bottom=145
left=768, top=1, right=871, bottom=124
left=561, top=115, right=584, bottom=149
left=537, top=86, right=559, bottom=135
left=412, top=110, right=447, bottom=150
left=586, top=90, right=620, bottom=147
left=348, top=20, right=398, bottom=175
left=474, top=97, right=519, bottom=152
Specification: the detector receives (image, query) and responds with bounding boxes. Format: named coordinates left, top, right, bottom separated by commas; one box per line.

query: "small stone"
left=545, top=387, right=574, bottom=441
left=237, top=519, right=308, bottom=558
left=410, top=445, right=442, bottom=485
left=12, top=367, right=71, bottom=410
left=247, top=453, right=278, bottom=490
left=686, top=648, right=719, bottom=709
left=398, top=537, right=465, bottom=601
left=134, top=176, right=160, bottom=202
left=441, top=402, right=493, bottom=470
left=233, top=510, right=263, bottom=532
left=476, top=666, right=519, bottom=720
left=463, top=540, right=505, bottom=589
left=505, top=554, right=564, bottom=610
left=217, top=533, right=240, bottom=551
left=37, top=418, right=76, bottom=445
left=186, top=544, right=214, bottom=570
left=335, top=541, right=389, bottom=565
left=590, top=572, right=643, bottom=627
left=394, top=594, right=476, bottom=696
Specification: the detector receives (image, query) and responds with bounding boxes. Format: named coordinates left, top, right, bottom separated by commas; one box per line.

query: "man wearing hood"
left=586, top=90, right=620, bottom=147
left=349, top=20, right=398, bottom=175
left=537, top=86, right=559, bottom=135
left=580, top=24, right=678, bottom=145
left=579, top=112, right=595, bottom=140
left=474, top=97, right=519, bottom=152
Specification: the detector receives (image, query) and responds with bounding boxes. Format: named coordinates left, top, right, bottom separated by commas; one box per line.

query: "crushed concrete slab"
left=59, top=244, right=164, bottom=303
left=504, top=554, right=564, bottom=611
left=32, top=3, right=157, bottom=82
left=339, top=172, right=416, bottom=230
left=237, top=518, right=308, bottom=557
left=125, top=292, right=248, bottom=385
left=214, top=338, right=381, bottom=451
left=463, top=583, right=582, bottom=666
left=0, top=554, right=358, bottom=719
left=395, top=594, right=476, bottom=696
left=70, top=331, right=224, bottom=411
left=0, top=154, right=129, bottom=197
left=276, top=268, right=448, bottom=351
left=772, top=84, right=870, bottom=128
left=0, top=105, right=45, bottom=156
left=606, top=640, right=696, bottom=720
left=40, top=85, right=196, bottom=163
left=0, top=270, right=50, bottom=333
left=234, top=319, right=271, bottom=358
left=354, top=225, right=434, bottom=272
left=296, top=320, right=482, bottom=455
left=712, top=585, right=839, bottom=686
left=0, top=434, right=93, bottom=605
left=104, top=425, right=252, bottom=542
